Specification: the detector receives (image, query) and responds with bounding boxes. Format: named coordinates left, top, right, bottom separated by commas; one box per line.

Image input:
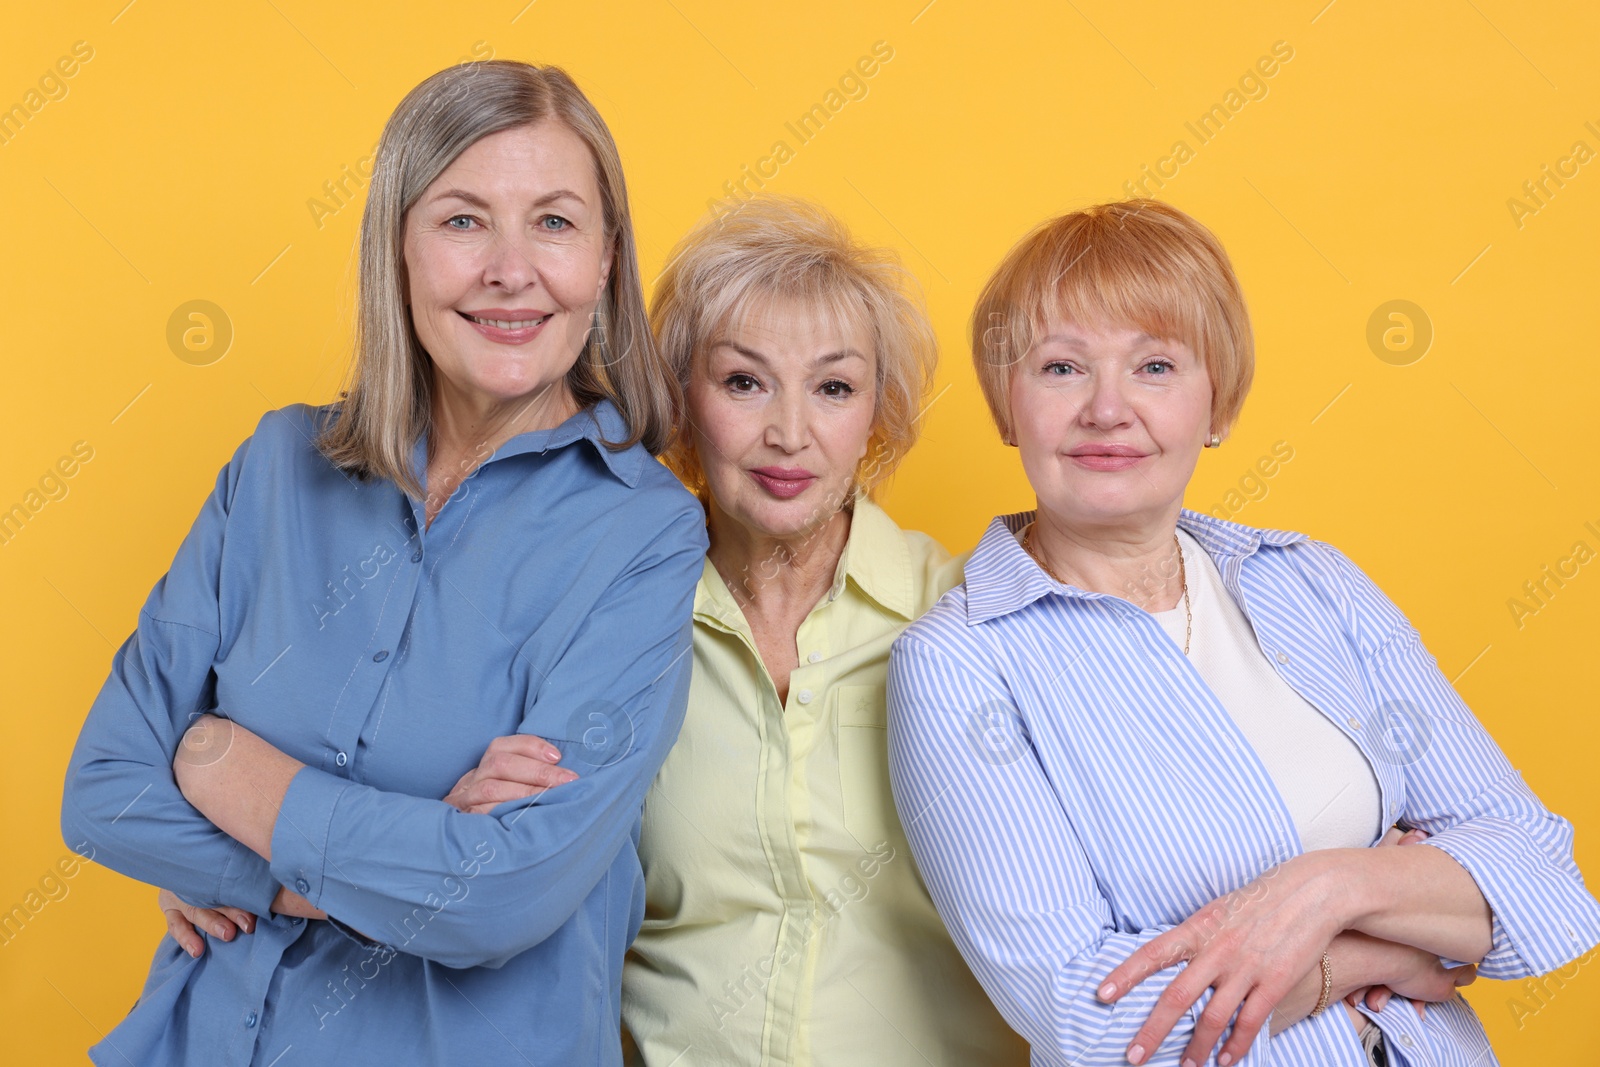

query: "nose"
left=763, top=389, right=810, bottom=453
left=481, top=228, right=539, bottom=292
left=1081, top=369, right=1135, bottom=430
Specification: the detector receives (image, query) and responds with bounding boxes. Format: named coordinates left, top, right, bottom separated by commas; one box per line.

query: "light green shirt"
left=623, top=500, right=1028, bottom=1066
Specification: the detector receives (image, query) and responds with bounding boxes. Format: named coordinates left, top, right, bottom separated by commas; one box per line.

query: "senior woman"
left=886, top=200, right=1600, bottom=1067
left=60, top=61, right=705, bottom=1066
left=618, top=197, right=1027, bottom=1065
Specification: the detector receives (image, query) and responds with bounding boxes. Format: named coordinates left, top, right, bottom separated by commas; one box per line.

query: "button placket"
left=330, top=535, right=426, bottom=789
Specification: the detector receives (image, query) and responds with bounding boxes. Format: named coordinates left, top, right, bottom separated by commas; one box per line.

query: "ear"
left=595, top=236, right=616, bottom=300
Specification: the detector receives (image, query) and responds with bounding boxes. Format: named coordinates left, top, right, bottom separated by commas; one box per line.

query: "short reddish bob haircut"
left=970, top=199, right=1254, bottom=443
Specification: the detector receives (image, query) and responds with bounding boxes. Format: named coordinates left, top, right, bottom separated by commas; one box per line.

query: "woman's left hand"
left=1098, top=851, right=1347, bottom=1067
left=442, top=734, right=577, bottom=814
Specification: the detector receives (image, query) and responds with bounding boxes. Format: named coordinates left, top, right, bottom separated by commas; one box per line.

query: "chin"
left=738, top=490, right=843, bottom=539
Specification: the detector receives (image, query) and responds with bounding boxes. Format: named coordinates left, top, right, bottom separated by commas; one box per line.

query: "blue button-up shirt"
left=887, top=509, right=1600, bottom=1067
left=61, top=399, right=707, bottom=1066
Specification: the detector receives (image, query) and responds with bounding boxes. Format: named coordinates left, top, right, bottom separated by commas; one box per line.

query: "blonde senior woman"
left=620, top=197, right=1026, bottom=1065
left=84, top=61, right=705, bottom=1066
left=886, top=200, right=1600, bottom=1067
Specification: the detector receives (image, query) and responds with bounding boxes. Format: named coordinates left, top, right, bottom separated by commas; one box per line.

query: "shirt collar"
left=829, top=497, right=918, bottom=620
left=694, top=497, right=918, bottom=632
left=963, top=506, right=1309, bottom=626
left=409, top=398, right=644, bottom=492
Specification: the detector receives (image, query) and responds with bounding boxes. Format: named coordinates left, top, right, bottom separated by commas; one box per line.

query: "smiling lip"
left=1065, top=443, right=1149, bottom=472
left=749, top=466, right=816, bottom=499
left=458, top=308, right=554, bottom=344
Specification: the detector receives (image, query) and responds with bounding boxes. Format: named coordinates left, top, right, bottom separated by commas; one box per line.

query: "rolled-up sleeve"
left=60, top=432, right=281, bottom=918
left=1317, top=542, right=1600, bottom=979
left=886, top=633, right=1244, bottom=1067
left=267, top=505, right=706, bottom=970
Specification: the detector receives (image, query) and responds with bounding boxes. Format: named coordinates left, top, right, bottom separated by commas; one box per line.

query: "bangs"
left=711, top=275, right=876, bottom=362
left=1031, top=236, right=1213, bottom=360
left=970, top=199, right=1254, bottom=441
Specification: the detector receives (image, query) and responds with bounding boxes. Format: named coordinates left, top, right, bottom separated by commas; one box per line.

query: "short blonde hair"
left=970, top=199, right=1254, bottom=443
left=316, top=61, right=676, bottom=499
left=652, top=196, right=936, bottom=500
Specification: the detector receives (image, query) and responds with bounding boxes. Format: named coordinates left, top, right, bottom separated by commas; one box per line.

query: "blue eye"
left=445, top=215, right=477, bottom=230
left=1143, top=359, right=1175, bottom=375
left=541, top=215, right=570, bottom=231
left=1043, top=361, right=1077, bottom=375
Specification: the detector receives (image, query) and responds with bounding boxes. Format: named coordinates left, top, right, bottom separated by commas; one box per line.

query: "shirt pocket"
left=834, top=685, right=906, bottom=852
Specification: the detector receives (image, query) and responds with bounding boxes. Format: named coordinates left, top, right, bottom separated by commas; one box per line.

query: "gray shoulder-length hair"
left=316, top=61, right=675, bottom=498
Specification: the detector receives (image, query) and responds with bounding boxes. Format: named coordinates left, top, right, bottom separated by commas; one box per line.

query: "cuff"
left=217, top=837, right=280, bottom=918
left=268, top=765, right=350, bottom=908
left=1422, top=821, right=1600, bottom=978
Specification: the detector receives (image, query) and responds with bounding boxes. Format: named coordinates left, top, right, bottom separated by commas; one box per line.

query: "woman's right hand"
left=442, top=733, right=578, bottom=814
left=158, top=888, right=257, bottom=958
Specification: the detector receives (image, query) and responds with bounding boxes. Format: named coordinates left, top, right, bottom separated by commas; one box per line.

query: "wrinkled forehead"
left=704, top=281, right=877, bottom=360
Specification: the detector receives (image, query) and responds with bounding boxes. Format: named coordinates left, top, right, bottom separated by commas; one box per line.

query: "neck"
left=1029, top=506, right=1186, bottom=611
left=428, top=378, right=579, bottom=467
left=707, top=499, right=853, bottom=619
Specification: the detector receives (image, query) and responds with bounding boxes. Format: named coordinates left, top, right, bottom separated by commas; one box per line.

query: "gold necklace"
left=1023, top=525, right=1192, bottom=655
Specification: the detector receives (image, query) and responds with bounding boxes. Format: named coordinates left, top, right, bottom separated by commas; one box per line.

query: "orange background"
left=2, top=1, right=1596, bottom=1061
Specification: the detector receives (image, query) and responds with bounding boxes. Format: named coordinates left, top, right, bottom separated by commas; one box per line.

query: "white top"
left=1150, top=529, right=1383, bottom=852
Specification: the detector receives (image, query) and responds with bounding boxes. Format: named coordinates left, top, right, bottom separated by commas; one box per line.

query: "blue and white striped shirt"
left=886, top=509, right=1600, bottom=1066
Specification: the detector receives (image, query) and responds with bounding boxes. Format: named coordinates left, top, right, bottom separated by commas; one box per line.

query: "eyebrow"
left=425, top=187, right=588, bottom=210
left=714, top=341, right=868, bottom=368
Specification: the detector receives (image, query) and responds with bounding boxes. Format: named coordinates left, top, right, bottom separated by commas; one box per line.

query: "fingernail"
left=545, top=747, right=561, bottom=761
left=189, top=945, right=201, bottom=958
left=1220, top=1054, right=1234, bottom=1066
left=216, top=925, right=230, bottom=939
left=1127, top=1044, right=1145, bottom=1065
left=559, top=770, right=579, bottom=783
left=1098, top=981, right=1115, bottom=1000
left=1183, top=1058, right=1197, bottom=1067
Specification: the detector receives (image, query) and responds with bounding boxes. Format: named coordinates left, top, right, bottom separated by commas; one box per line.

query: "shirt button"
left=1275, top=651, right=1290, bottom=664
left=335, top=751, right=348, bottom=767
left=289, top=917, right=304, bottom=926
left=244, top=1010, right=257, bottom=1028
left=797, top=689, right=814, bottom=704
left=295, top=878, right=311, bottom=894
left=1399, top=1034, right=1415, bottom=1049
left=1346, top=717, right=1362, bottom=730
left=373, top=650, right=389, bottom=662
left=411, top=549, right=423, bottom=563
left=807, top=651, right=822, bottom=664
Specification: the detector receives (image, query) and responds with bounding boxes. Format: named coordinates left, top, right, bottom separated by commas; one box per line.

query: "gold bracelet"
left=1309, top=951, right=1334, bottom=1017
